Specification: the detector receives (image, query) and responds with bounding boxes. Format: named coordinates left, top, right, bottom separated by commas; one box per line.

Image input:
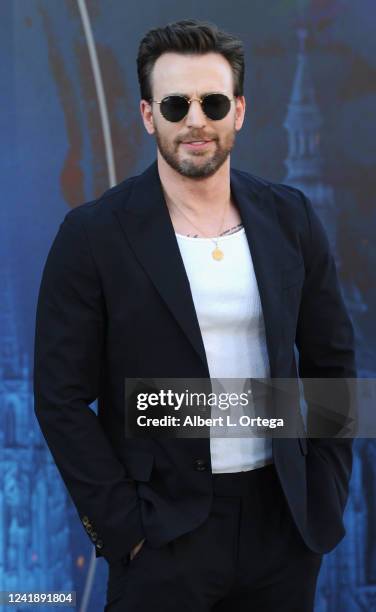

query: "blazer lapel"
left=113, top=160, right=284, bottom=377
left=230, top=170, right=283, bottom=376
left=113, top=161, right=210, bottom=374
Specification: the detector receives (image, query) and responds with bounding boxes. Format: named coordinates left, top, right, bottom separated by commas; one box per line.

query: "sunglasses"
left=150, top=93, right=235, bottom=122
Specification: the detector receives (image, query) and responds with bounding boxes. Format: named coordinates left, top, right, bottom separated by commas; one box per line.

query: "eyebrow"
left=161, top=92, right=186, bottom=98
left=160, top=91, right=226, bottom=98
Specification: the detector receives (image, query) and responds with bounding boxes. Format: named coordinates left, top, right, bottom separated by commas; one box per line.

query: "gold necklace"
left=170, top=198, right=229, bottom=261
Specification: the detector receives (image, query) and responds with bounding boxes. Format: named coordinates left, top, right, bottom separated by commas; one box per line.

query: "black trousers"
left=105, top=463, right=323, bottom=611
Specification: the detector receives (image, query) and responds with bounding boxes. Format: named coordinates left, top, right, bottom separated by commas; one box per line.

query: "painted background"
left=2, top=0, right=375, bottom=610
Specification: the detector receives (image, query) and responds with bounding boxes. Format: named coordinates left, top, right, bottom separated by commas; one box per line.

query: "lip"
left=181, top=140, right=213, bottom=149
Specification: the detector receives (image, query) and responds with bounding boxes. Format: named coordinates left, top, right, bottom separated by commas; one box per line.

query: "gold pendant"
left=212, top=247, right=224, bottom=261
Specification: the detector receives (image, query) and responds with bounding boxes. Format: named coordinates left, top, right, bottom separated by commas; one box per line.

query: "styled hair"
left=137, top=19, right=244, bottom=101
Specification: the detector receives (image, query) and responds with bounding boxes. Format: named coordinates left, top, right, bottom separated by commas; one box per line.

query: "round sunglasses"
left=150, top=93, right=235, bottom=122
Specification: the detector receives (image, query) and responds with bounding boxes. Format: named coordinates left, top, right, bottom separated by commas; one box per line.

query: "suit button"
left=194, top=458, right=207, bottom=471
left=91, top=532, right=98, bottom=542
left=86, top=525, right=93, bottom=534
left=95, top=540, right=103, bottom=550
left=82, top=516, right=89, bottom=526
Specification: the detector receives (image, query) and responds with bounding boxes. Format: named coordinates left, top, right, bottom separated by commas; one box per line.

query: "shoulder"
left=230, top=168, right=333, bottom=269
left=61, top=174, right=139, bottom=230
left=231, top=167, right=312, bottom=233
left=232, top=167, right=307, bottom=208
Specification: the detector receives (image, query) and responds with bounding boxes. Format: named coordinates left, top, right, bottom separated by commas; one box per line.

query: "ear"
left=234, top=96, right=246, bottom=131
left=140, top=99, right=155, bottom=135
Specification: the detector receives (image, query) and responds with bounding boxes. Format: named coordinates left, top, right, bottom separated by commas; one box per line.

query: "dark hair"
left=137, top=19, right=244, bottom=101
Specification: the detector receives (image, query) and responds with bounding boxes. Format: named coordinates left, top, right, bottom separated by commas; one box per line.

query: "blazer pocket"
left=282, top=263, right=305, bottom=289
left=122, top=450, right=155, bottom=482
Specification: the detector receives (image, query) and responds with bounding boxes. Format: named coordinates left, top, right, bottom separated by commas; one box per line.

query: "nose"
left=185, top=99, right=207, bottom=128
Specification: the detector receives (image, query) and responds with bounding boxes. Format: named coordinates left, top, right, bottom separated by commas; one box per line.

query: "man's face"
left=140, top=52, right=246, bottom=179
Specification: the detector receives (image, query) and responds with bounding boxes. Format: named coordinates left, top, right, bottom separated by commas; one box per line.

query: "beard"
left=154, top=125, right=236, bottom=179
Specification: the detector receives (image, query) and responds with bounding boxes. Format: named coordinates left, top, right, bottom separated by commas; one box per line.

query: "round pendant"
left=212, top=247, right=224, bottom=261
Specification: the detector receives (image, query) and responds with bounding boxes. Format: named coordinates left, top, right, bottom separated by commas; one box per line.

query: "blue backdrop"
left=3, top=1, right=375, bottom=610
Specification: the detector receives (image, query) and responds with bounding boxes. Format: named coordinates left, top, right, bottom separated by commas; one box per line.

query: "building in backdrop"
left=283, top=28, right=376, bottom=611
left=0, top=261, right=73, bottom=609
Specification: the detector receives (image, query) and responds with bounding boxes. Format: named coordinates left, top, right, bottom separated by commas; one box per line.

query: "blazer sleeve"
left=33, top=211, right=145, bottom=564
left=295, top=191, right=357, bottom=447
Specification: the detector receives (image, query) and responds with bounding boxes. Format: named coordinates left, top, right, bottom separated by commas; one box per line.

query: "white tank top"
left=175, top=226, right=273, bottom=473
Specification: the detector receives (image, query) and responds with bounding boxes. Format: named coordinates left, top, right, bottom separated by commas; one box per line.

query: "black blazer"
left=33, top=160, right=356, bottom=564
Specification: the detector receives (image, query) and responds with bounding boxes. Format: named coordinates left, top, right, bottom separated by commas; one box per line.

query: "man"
left=33, top=19, right=356, bottom=611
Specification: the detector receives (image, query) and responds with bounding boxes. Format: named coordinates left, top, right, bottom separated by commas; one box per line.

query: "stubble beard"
left=154, top=128, right=236, bottom=179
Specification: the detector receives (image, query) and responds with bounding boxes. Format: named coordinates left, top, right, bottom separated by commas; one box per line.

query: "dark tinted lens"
left=160, top=96, right=189, bottom=122
left=202, top=94, right=231, bottom=120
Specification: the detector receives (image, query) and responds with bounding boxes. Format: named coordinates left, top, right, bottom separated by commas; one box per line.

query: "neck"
left=157, top=151, right=231, bottom=217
